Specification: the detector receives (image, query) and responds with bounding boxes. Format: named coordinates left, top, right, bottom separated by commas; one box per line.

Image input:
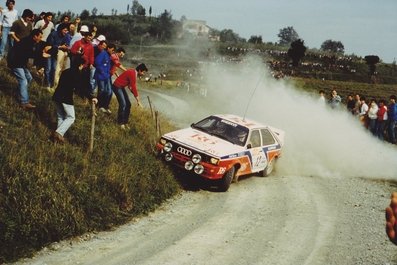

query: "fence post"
left=89, top=101, right=96, bottom=152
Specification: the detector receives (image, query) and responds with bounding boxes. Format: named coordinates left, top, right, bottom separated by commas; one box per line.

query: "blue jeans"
left=55, top=102, right=75, bottom=136
left=44, top=57, right=55, bottom=87
left=388, top=120, right=396, bottom=144
left=376, top=120, right=387, bottom=140
left=12, top=67, right=32, bottom=104
left=97, top=78, right=112, bottom=109
left=112, top=85, right=131, bottom=125
left=0, top=27, right=12, bottom=56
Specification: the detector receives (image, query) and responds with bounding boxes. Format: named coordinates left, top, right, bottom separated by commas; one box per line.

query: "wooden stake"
left=89, top=101, right=96, bottom=152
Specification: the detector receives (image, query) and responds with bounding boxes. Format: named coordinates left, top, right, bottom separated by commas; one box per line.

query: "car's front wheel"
left=218, top=166, right=235, bottom=192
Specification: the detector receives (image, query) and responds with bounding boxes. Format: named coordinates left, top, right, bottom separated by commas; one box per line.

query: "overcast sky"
left=14, top=0, right=397, bottom=63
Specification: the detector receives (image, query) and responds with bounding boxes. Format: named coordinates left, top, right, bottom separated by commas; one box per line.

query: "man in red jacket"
left=112, top=63, right=148, bottom=130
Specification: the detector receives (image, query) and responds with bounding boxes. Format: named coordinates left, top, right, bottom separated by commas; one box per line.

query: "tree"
left=287, top=39, right=307, bottom=67
left=149, top=6, right=152, bottom=17
left=91, top=7, right=98, bottom=17
left=149, top=9, right=173, bottom=42
left=278, top=26, right=299, bottom=46
left=219, top=29, right=240, bottom=43
left=80, top=9, right=90, bottom=20
left=365, top=55, right=380, bottom=76
left=248, top=35, right=263, bottom=44
left=131, top=0, right=145, bottom=16
left=127, top=4, right=130, bottom=14
left=321, top=39, right=344, bottom=54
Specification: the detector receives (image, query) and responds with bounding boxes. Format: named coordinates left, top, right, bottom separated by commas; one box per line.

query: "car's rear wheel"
left=218, top=166, right=235, bottom=192
left=262, top=158, right=276, bottom=177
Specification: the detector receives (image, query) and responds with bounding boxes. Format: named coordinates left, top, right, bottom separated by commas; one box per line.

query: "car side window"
left=249, top=130, right=261, bottom=148
left=261, top=129, right=276, bottom=145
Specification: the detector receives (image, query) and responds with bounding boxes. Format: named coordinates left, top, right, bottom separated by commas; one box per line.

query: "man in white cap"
left=70, top=25, right=95, bottom=99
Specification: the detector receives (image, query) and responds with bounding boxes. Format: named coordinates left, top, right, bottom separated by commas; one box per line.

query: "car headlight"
left=164, top=142, right=173, bottom=152
left=192, top=154, right=202, bottom=164
left=160, top=138, right=167, bottom=145
left=194, top=165, right=204, bottom=174
left=210, top=157, right=219, bottom=165
left=185, top=161, right=194, bottom=171
left=164, top=153, right=173, bottom=162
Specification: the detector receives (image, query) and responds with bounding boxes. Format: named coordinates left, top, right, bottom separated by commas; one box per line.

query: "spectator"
left=7, top=29, right=44, bottom=109
left=112, top=63, right=148, bottom=130
left=110, top=47, right=127, bottom=78
left=9, top=8, right=34, bottom=44
left=33, top=12, right=54, bottom=41
left=328, top=89, right=341, bottom=109
left=367, top=98, right=378, bottom=135
left=376, top=99, right=388, bottom=140
left=0, top=0, right=18, bottom=58
left=387, top=95, right=397, bottom=144
left=54, top=14, right=69, bottom=31
left=46, top=23, right=70, bottom=90
left=95, top=41, right=115, bottom=114
left=358, top=96, right=369, bottom=127
left=352, top=94, right=361, bottom=116
left=346, top=94, right=355, bottom=114
left=70, top=25, right=94, bottom=100
left=52, top=57, right=97, bottom=143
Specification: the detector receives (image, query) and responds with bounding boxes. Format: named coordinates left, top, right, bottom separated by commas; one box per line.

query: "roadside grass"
left=0, top=64, right=180, bottom=263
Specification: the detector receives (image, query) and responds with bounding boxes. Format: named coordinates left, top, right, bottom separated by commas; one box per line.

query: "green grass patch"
left=0, top=62, right=180, bottom=263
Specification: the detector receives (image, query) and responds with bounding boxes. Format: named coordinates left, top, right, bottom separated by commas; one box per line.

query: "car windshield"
left=192, top=116, right=249, bottom=146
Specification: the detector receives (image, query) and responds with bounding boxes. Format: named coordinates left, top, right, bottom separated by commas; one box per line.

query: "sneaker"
left=21, top=102, right=36, bottom=110
left=106, top=109, right=112, bottom=114
left=99, top=107, right=107, bottom=113
left=120, top=124, right=126, bottom=130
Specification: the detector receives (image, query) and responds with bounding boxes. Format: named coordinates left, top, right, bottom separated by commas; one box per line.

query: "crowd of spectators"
left=0, top=1, right=148, bottom=143
left=323, top=89, right=397, bottom=144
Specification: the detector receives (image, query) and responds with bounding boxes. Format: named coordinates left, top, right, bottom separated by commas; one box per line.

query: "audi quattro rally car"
left=156, top=114, right=285, bottom=191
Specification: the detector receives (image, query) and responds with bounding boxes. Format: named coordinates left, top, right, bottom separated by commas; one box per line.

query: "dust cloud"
left=169, top=56, right=397, bottom=179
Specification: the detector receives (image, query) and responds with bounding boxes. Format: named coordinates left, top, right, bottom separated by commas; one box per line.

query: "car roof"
left=213, top=114, right=267, bottom=130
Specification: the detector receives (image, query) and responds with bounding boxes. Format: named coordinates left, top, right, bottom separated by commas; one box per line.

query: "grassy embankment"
left=0, top=62, right=180, bottom=263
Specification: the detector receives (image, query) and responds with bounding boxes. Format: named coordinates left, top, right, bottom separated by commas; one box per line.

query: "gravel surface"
left=12, top=174, right=397, bottom=265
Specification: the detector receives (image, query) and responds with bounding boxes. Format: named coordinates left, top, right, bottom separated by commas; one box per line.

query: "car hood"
left=163, top=128, right=244, bottom=157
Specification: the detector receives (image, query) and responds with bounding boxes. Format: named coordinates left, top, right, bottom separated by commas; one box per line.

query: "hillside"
left=0, top=61, right=180, bottom=263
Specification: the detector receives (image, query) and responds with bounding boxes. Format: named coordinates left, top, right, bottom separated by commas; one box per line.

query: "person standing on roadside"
left=0, top=0, right=18, bottom=58
left=51, top=57, right=98, bottom=143
left=7, top=29, right=44, bottom=109
left=387, top=95, right=397, bottom=144
left=376, top=99, right=388, bottom=141
left=112, top=63, right=148, bottom=130
left=328, top=89, right=341, bottom=109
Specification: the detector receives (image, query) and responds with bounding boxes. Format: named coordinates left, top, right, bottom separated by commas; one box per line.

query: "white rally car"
left=156, top=114, right=285, bottom=191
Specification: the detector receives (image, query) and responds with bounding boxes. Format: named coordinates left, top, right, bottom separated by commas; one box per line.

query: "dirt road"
left=16, top=174, right=396, bottom=265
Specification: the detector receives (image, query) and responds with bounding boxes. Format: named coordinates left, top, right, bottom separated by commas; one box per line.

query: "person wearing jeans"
left=0, top=0, right=18, bottom=58
left=8, top=29, right=44, bottom=109
left=52, top=57, right=97, bottom=143
left=11, top=68, right=32, bottom=105
left=112, top=63, right=148, bottom=129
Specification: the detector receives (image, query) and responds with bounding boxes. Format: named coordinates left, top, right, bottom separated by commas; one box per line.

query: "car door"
left=247, top=129, right=268, bottom=172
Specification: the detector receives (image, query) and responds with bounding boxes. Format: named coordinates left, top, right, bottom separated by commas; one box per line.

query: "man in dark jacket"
left=51, top=57, right=97, bottom=143
left=8, top=28, right=44, bottom=109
